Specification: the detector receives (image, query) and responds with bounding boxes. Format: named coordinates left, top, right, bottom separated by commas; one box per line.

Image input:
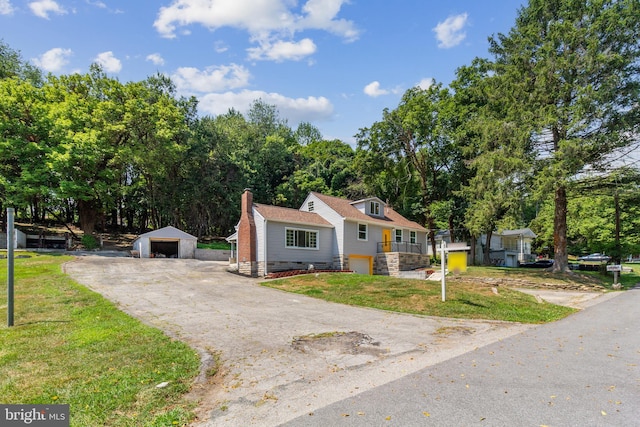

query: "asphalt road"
left=283, top=287, right=640, bottom=427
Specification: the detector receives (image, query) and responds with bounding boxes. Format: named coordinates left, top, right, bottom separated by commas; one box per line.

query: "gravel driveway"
left=63, top=256, right=537, bottom=426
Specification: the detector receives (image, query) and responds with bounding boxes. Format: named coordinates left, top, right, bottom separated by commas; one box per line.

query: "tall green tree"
left=0, top=78, right=51, bottom=221
left=0, top=39, right=42, bottom=84
left=451, top=59, right=534, bottom=264
left=357, top=84, right=463, bottom=255
left=488, top=0, right=640, bottom=272
left=44, top=69, right=122, bottom=234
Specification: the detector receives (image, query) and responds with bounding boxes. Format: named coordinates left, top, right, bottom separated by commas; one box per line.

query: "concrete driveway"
left=63, top=256, right=598, bottom=426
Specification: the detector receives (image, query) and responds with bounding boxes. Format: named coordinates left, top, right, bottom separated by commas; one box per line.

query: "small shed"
left=132, top=226, right=197, bottom=259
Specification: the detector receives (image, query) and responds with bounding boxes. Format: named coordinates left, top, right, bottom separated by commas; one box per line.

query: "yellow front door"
left=382, top=229, right=392, bottom=252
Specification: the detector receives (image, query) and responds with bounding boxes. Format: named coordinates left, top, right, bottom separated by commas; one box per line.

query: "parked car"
left=577, top=253, right=610, bottom=262
left=520, top=259, right=554, bottom=268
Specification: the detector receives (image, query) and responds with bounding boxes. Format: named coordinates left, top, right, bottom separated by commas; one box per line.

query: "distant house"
left=476, top=228, right=537, bottom=267
left=132, top=226, right=197, bottom=259
left=0, top=228, right=26, bottom=249
left=227, top=190, right=430, bottom=277
left=427, top=228, right=537, bottom=267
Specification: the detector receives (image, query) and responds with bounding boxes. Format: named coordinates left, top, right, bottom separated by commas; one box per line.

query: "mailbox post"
left=606, top=264, right=622, bottom=287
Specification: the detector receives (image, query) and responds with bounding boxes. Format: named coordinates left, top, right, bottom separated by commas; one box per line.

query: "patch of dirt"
left=450, top=276, right=607, bottom=292
left=292, top=331, right=388, bottom=357
left=435, top=326, right=476, bottom=336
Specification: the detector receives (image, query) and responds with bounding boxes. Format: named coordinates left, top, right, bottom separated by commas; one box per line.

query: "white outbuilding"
left=132, top=226, right=197, bottom=259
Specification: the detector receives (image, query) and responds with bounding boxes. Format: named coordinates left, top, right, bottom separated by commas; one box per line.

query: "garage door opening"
left=349, top=255, right=372, bottom=275
left=150, top=240, right=179, bottom=258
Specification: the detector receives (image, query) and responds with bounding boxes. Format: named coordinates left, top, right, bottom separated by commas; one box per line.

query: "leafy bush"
left=81, top=234, right=99, bottom=250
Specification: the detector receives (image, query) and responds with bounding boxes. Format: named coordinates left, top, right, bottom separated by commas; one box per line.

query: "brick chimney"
left=238, top=189, right=257, bottom=276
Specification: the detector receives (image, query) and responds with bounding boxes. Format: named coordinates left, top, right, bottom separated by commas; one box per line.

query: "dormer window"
left=369, top=201, right=380, bottom=216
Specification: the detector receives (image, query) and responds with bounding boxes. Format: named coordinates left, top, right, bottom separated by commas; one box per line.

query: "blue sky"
left=0, top=0, right=525, bottom=144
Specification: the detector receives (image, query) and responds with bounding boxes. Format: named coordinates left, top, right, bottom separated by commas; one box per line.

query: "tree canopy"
left=1, top=0, right=639, bottom=268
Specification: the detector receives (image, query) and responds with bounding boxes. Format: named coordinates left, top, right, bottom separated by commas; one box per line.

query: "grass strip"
left=0, top=252, right=200, bottom=427
left=263, top=272, right=579, bottom=324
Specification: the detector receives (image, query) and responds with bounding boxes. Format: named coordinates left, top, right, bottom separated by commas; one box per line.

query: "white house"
left=229, top=190, right=430, bottom=277
left=427, top=228, right=537, bottom=267
left=475, top=228, right=538, bottom=267
left=132, top=226, right=197, bottom=259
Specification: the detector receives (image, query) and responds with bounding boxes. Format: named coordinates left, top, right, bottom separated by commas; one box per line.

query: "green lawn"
left=0, top=253, right=201, bottom=427
left=196, top=242, right=230, bottom=250
left=262, top=267, right=624, bottom=324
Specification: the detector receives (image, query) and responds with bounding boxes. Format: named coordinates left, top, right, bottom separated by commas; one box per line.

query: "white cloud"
left=32, top=47, right=72, bottom=72
left=86, top=0, right=106, bottom=8
left=297, top=0, right=359, bottom=41
left=172, top=63, right=251, bottom=93
left=214, top=40, right=228, bottom=53
left=417, top=78, right=434, bottom=90
left=29, top=0, right=67, bottom=19
left=364, top=81, right=389, bottom=97
left=0, top=0, right=14, bottom=15
left=198, top=89, right=334, bottom=124
left=153, top=0, right=358, bottom=62
left=94, top=51, right=122, bottom=73
left=146, top=53, right=165, bottom=66
left=433, top=13, right=468, bottom=48
left=247, top=38, right=316, bottom=62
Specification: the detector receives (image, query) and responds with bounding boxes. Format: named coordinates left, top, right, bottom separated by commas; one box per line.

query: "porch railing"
left=377, top=241, right=423, bottom=254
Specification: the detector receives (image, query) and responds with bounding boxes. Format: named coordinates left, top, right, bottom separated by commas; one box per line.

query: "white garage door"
left=350, top=257, right=371, bottom=275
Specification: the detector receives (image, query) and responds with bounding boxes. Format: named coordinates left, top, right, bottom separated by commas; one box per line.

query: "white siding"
left=301, top=193, right=343, bottom=257
left=178, top=239, right=197, bottom=258
left=254, top=210, right=266, bottom=265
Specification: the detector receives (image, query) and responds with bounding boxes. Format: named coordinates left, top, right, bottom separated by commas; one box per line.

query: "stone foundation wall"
left=375, top=252, right=430, bottom=276
left=238, top=261, right=257, bottom=277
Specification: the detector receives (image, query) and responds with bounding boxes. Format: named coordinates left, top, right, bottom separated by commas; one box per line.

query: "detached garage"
left=132, top=226, right=197, bottom=259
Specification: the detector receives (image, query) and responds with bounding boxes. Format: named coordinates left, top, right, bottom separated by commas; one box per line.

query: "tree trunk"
left=77, top=199, right=99, bottom=235
left=448, top=215, right=456, bottom=244
left=551, top=184, right=570, bottom=272
left=613, top=192, right=621, bottom=264
left=427, top=216, right=437, bottom=258
left=470, top=235, right=477, bottom=266
left=483, top=229, right=493, bottom=265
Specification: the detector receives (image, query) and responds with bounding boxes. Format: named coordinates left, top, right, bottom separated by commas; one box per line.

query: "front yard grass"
left=0, top=252, right=200, bottom=427
left=263, top=269, right=614, bottom=324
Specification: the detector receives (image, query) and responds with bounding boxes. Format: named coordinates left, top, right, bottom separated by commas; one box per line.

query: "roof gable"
left=138, top=226, right=196, bottom=240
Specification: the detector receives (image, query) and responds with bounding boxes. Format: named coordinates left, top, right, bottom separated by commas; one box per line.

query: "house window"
left=369, top=201, right=380, bottom=216
left=395, top=229, right=403, bottom=242
left=308, top=201, right=314, bottom=212
left=285, top=228, right=318, bottom=249
left=410, top=231, right=417, bottom=244
left=358, top=223, right=368, bottom=241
